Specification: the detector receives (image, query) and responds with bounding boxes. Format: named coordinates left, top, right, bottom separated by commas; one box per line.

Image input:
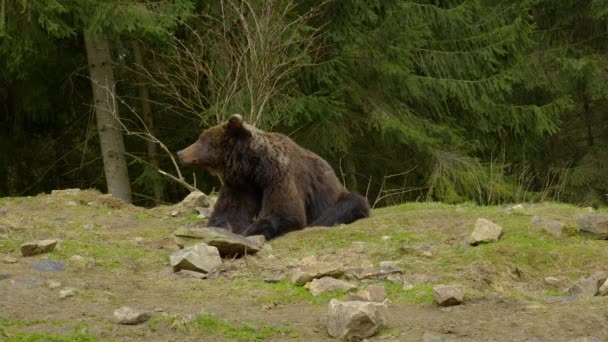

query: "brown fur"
left=178, top=115, right=369, bottom=239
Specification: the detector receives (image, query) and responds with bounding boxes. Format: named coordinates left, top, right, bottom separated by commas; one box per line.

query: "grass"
left=0, top=319, right=98, bottom=342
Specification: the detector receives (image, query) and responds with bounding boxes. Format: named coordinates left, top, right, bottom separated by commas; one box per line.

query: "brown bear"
left=177, top=114, right=370, bottom=240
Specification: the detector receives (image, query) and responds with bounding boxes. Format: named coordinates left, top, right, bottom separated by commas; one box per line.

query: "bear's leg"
left=311, top=192, right=370, bottom=227
left=208, top=186, right=261, bottom=234
left=241, top=184, right=306, bottom=240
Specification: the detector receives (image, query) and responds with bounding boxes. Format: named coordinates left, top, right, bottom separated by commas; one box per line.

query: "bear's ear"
left=226, top=114, right=250, bottom=137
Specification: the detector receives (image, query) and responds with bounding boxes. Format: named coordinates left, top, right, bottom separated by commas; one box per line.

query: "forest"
left=1, top=0, right=607, bottom=208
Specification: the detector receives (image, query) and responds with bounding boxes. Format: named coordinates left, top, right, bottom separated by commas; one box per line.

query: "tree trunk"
left=131, top=39, right=163, bottom=204
left=83, top=30, right=132, bottom=203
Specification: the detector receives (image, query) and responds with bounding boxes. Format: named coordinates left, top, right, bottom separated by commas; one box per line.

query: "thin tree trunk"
left=131, top=39, right=163, bottom=204
left=83, top=30, right=132, bottom=203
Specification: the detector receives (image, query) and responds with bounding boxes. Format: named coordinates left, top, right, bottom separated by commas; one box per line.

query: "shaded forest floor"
left=1, top=189, right=608, bottom=341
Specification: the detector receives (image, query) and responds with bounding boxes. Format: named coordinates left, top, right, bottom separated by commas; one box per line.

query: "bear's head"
left=177, top=114, right=252, bottom=171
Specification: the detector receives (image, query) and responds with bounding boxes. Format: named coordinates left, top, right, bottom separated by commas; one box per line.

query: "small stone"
left=402, top=280, right=414, bottom=291
left=379, top=261, right=400, bottom=269
left=507, top=204, right=525, bottom=213
left=304, top=277, right=357, bottom=296
left=134, top=237, right=144, bottom=244
left=567, top=276, right=599, bottom=297
left=113, top=307, right=151, bottom=325
left=386, top=274, right=403, bottom=284
left=290, top=259, right=344, bottom=285
left=66, top=201, right=78, bottom=207
left=433, top=285, right=465, bottom=306
left=173, top=226, right=260, bottom=257
left=59, top=287, right=77, bottom=299
left=2, top=256, right=17, bottom=264
left=530, top=216, right=565, bottom=237
left=82, top=223, right=95, bottom=231
left=263, top=274, right=285, bottom=283
left=468, top=218, right=503, bottom=245
left=577, top=214, right=608, bottom=239
left=20, top=239, right=58, bottom=256
left=175, top=269, right=208, bottom=279
left=544, top=276, right=560, bottom=286
left=69, top=255, right=95, bottom=269
left=421, top=251, right=433, bottom=257
left=194, top=207, right=213, bottom=218
left=327, top=299, right=389, bottom=340
left=31, top=260, right=65, bottom=272
left=349, top=285, right=387, bottom=302
left=47, top=280, right=62, bottom=289
left=170, top=210, right=180, bottom=217
left=170, top=243, right=222, bottom=273
left=180, top=191, right=210, bottom=209
left=599, top=279, right=608, bottom=296
left=381, top=235, right=391, bottom=241
left=351, top=265, right=402, bottom=280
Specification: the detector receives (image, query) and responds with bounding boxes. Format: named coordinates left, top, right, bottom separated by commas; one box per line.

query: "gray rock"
left=59, top=287, right=77, bottom=299
left=349, top=285, right=387, bottom=302
left=113, top=307, right=151, bottom=325
left=31, top=260, right=65, bottom=272
left=567, top=276, right=599, bottom=297
left=304, top=277, right=357, bottom=296
left=598, top=279, right=608, bottom=296
left=2, top=256, right=17, bottom=264
left=170, top=243, right=222, bottom=273
left=20, top=239, right=58, bottom=256
left=180, top=191, right=210, bottom=209
left=530, top=216, right=565, bottom=236
left=577, top=214, right=608, bottom=239
left=386, top=274, right=404, bottom=284
left=544, top=276, right=560, bottom=286
left=351, top=265, right=402, bottom=280
left=290, top=259, right=344, bottom=286
left=433, top=285, right=465, bottom=306
left=173, top=226, right=260, bottom=257
left=468, top=218, right=503, bottom=245
left=326, top=299, right=389, bottom=340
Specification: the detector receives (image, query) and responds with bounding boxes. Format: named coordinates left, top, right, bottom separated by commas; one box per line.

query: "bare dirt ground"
left=1, top=189, right=607, bottom=341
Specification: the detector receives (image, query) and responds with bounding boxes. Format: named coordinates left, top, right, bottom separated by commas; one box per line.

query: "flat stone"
left=530, top=216, right=565, bottom=236
left=194, top=207, right=213, bottom=218
left=47, top=280, right=62, bottom=289
left=326, top=299, right=389, bottom=340
left=568, top=276, right=599, bottom=297
left=304, top=277, right=357, bottom=296
left=59, top=287, right=77, bottom=299
left=20, top=239, right=58, bottom=256
left=175, top=269, right=208, bottom=279
left=180, top=191, right=210, bottom=209
left=577, top=214, right=608, bottom=239
left=544, top=276, right=560, bottom=286
left=433, top=285, right=465, bottom=306
left=349, top=285, right=387, bottom=302
left=170, top=243, right=222, bottom=273
left=352, top=265, right=402, bottom=280
left=290, top=260, right=344, bottom=286
left=174, top=226, right=260, bottom=257
left=468, top=218, right=503, bottom=245
left=113, top=307, right=151, bottom=325
left=2, top=256, right=18, bottom=264
left=263, top=274, right=285, bottom=283
left=386, top=274, right=404, bottom=284
left=31, top=260, right=65, bottom=272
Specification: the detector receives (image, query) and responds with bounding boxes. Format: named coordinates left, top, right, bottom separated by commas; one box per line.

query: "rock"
left=20, top=239, right=58, bottom=256
left=599, top=279, right=608, bottom=296
left=326, top=299, right=389, bottom=340
left=31, top=260, right=65, bottom=272
left=506, top=204, right=525, bottom=213
left=169, top=243, right=222, bottom=273
left=59, top=287, right=77, bottom=299
left=246, top=235, right=266, bottom=246
left=433, top=285, right=465, bottom=306
left=591, top=271, right=607, bottom=288
left=134, top=237, right=144, bottom=244
left=194, top=207, right=213, bottom=218
left=263, top=274, right=285, bottom=283
left=351, top=265, right=402, bottom=280
left=386, top=274, right=403, bottom=284
left=173, top=226, right=260, bottom=257
left=530, top=216, right=565, bottom=237
left=544, top=276, right=560, bottom=286
left=69, top=255, right=95, bottom=269
left=379, top=261, right=400, bottom=269
left=577, top=214, right=608, bottom=239
left=2, top=256, right=17, bottom=264
left=113, top=307, right=151, bottom=325
left=47, top=280, right=62, bottom=289
left=349, top=285, right=387, bottom=302
left=567, top=276, right=599, bottom=297
left=290, top=259, right=344, bottom=286
left=180, top=191, right=211, bottom=209
left=175, top=269, right=208, bottom=279
left=468, top=218, right=503, bottom=245
left=304, top=277, right=357, bottom=296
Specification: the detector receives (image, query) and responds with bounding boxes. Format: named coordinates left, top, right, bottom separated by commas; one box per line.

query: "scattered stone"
left=326, top=299, right=389, bottom=340
left=386, top=274, right=404, bottom=284
left=349, top=285, right=387, bottom=302
left=173, top=226, right=260, bottom=257
left=598, top=279, right=608, bottom=296
left=47, top=280, right=62, bottom=289
left=433, top=285, right=465, bottom=306
left=170, top=243, right=222, bottom=273
left=351, top=265, right=402, bottom=280
left=544, top=276, right=560, bottom=286
left=577, top=214, right=608, bottom=239
left=547, top=296, right=579, bottom=304
left=245, top=235, right=266, bottom=246
left=530, top=216, right=565, bottom=237
left=31, top=260, right=65, bottom=272
left=290, top=258, right=344, bottom=285
left=175, top=269, right=208, bottom=279
left=59, top=287, right=77, bottom=299
left=468, top=218, right=503, bottom=245
left=568, top=276, right=600, bottom=297
left=180, top=191, right=211, bottom=209
left=2, top=256, right=17, bottom=264
left=304, top=277, right=357, bottom=296
left=113, top=307, right=151, bottom=325
left=402, top=280, right=414, bottom=291
left=20, top=239, right=58, bottom=256
left=263, top=274, right=285, bottom=283
left=69, top=255, right=95, bottom=269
